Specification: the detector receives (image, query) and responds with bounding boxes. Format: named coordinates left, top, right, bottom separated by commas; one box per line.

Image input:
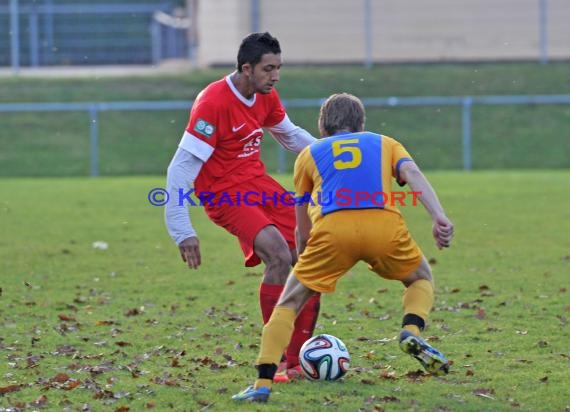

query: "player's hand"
left=178, top=236, right=201, bottom=269
left=432, top=215, right=454, bottom=249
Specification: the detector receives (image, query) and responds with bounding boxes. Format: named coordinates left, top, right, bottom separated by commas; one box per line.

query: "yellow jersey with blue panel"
left=293, top=132, right=423, bottom=293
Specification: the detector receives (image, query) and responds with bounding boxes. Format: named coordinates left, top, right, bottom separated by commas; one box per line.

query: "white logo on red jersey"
left=238, top=128, right=263, bottom=158
left=232, top=123, right=246, bottom=132
left=238, top=128, right=263, bottom=142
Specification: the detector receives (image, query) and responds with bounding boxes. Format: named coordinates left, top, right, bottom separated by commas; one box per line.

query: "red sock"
left=286, top=293, right=321, bottom=368
left=259, top=283, right=284, bottom=323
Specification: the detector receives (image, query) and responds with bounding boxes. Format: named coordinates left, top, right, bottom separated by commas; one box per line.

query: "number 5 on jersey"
left=332, top=139, right=362, bottom=170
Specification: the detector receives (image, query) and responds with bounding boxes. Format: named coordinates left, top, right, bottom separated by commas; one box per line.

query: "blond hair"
left=318, top=93, right=365, bottom=137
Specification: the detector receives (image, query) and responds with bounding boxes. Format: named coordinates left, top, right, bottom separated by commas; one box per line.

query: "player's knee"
left=254, top=226, right=293, bottom=282
left=265, top=247, right=292, bottom=272
left=401, top=257, right=432, bottom=286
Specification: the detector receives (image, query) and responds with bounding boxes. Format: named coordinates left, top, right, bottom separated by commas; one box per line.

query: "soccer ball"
left=299, top=334, right=350, bottom=381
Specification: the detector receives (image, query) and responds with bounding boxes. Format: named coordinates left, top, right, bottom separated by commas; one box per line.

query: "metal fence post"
left=250, top=0, right=261, bottom=32
left=29, top=8, right=39, bottom=67
left=363, top=0, right=373, bottom=68
left=461, top=97, right=473, bottom=171
left=10, top=0, right=20, bottom=74
left=539, top=0, right=548, bottom=64
left=44, top=0, right=54, bottom=65
left=89, top=104, right=100, bottom=177
left=150, top=19, right=161, bottom=64
left=277, top=146, right=286, bottom=174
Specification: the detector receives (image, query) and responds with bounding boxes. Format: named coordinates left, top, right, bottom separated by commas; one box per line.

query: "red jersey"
left=180, top=75, right=286, bottom=196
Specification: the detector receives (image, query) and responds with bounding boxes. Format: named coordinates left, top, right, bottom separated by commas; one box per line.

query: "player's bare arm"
left=400, top=161, right=454, bottom=249
left=294, top=202, right=312, bottom=256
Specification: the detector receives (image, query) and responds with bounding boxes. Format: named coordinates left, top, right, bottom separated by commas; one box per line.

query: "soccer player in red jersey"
left=164, top=32, right=320, bottom=381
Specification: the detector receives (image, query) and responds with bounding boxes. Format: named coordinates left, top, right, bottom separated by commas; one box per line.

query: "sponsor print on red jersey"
left=180, top=75, right=286, bottom=196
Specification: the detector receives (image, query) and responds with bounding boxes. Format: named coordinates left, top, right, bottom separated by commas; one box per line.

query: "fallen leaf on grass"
left=405, top=370, right=426, bottom=382
left=26, top=354, right=41, bottom=368
left=356, top=336, right=372, bottom=341
left=475, top=309, right=486, bottom=320
left=52, top=373, right=71, bottom=383
left=473, top=388, right=495, bottom=399
left=95, top=320, right=115, bottom=326
left=29, top=395, right=48, bottom=408
left=53, top=345, right=78, bottom=356
left=125, top=307, right=144, bottom=317
left=64, top=380, right=82, bottom=390
left=0, top=384, right=24, bottom=395
left=379, top=371, right=397, bottom=380
left=151, top=374, right=180, bottom=387
left=517, top=359, right=533, bottom=364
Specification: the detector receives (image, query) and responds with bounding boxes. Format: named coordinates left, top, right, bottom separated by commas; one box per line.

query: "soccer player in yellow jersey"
left=233, top=93, right=454, bottom=402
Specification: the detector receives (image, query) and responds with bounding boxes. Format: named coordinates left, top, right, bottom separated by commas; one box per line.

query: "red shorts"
left=203, top=174, right=296, bottom=267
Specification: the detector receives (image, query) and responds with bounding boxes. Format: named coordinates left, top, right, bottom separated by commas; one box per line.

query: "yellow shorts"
left=294, top=209, right=423, bottom=293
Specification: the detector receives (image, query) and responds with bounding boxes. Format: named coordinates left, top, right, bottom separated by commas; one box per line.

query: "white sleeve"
left=164, top=147, right=204, bottom=245
left=178, top=130, right=215, bottom=162
left=267, top=114, right=317, bottom=154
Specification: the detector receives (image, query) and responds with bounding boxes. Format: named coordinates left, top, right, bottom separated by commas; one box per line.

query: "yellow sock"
left=254, top=379, right=272, bottom=390
left=402, top=279, right=434, bottom=334
left=403, top=324, right=421, bottom=336
left=254, top=306, right=296, bottom=389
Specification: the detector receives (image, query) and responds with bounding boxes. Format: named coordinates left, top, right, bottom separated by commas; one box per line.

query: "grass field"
left=1, top=171, right=569, bottom=411
left=1, top=62, right=569, bottom=176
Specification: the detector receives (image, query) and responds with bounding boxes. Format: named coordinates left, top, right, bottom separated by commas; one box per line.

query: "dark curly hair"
left=236, top=32, right=281, bottom=72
